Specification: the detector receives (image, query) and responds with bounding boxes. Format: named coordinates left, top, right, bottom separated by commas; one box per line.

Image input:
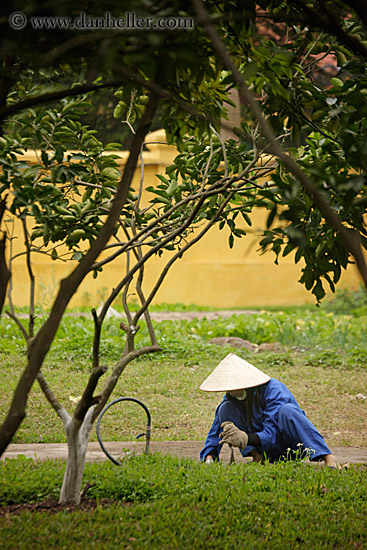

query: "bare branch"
left=0, top=198, right=10, bottom=316
left=91, top=166, right=263, bottom=271
left=92, top=193, right=209, bottom=318
left=73, top=364, right=108, bottom=423
left=129, top=219, right=158, bottom=346
left=5, top=309, right=28, bottom=342
left=92, top=345, right=161, bottom=422
left=91, top=308, right=101, bottom=370
left=122, top=250, right=134, bottom=330
left=136, top=144, right=146, bottom=209
left=201, top=134, right=215, bottom=190
left=114, top=138, right=159, bottom=346
left=210, top=125, right=228, bottom=178
left=37, top=372, right=70, bottom=426
left=135, top=274, right=158, bottom=347
left=10, top=241, right=71, bottom=263
left=21, top=219, right=35, bottom=339
left=5, top=224, right=16, bottom=319
left=120, top=319, right=140, bottom=355
left=132, top=189, right=237, bottom=323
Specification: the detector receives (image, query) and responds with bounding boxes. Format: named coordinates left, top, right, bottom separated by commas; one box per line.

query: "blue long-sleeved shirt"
left=200, top=378, right=300, bottom=461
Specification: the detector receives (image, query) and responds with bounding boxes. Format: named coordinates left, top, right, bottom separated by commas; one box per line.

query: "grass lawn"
left=0, top=455, right=366, bottom=549
left=0, top=303, right=366, bottom=448
left=0, top=297, right=366, bottom=547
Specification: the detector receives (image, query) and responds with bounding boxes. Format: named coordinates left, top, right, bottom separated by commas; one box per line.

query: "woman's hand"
left=250, top=449, right=264, bottom=464
left=219, top=421, right=248, bottom=450
left=323, top=454, right=340, bottom=469
left=205, top=454, right=214, bottom=464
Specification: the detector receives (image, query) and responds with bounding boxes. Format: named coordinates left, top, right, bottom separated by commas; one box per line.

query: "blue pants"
left=218, top=400, right=331, bottom=461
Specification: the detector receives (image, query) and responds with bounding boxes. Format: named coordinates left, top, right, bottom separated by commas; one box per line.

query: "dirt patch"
left=3, top=441, right=367, bottom=465
left=208, top=337, right=283, bottom=352
left=57, top=309, right=258, bottom=322
left=148, top=310, right=258, bottom=322
left=0, top=498, right=123, bottom=517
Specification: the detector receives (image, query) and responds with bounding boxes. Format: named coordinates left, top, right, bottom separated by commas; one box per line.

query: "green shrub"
left=323, top=285, right=367, bottom=316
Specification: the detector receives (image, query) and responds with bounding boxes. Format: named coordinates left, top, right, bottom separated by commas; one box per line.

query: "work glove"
left=219, top=421, right=248, bottom=450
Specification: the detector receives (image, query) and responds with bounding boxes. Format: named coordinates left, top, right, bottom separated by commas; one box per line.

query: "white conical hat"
left=199, top=353, right=270, bottom=392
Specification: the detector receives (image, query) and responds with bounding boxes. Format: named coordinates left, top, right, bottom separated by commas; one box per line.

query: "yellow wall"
left=3, top=130, right=362, bottom=308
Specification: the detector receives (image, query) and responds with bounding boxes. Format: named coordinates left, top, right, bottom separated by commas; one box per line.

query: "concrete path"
left=2, top=442, right=366, bottom=464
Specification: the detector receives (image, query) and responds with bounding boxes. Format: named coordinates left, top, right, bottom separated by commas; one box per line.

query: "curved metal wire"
left=96, top=397, right=151, bottom=466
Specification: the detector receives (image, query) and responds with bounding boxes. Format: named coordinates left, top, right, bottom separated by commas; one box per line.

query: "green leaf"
left=266, top=205, right=277, bottom=228
left=294, top=247, right=303, bottom=264
left=31, top=204, right=41, bottom=218
left=113, top=103, right=125, bottom=119
left=31, top=227, right=44, bottom=240
left=313, top=280, right=325, bottom=302
left=165, top=164, right=177, bottom=175
left=70, top=154, right=89, bottom=160
left=315, top=242, right=325, bottom=258
left=167, top=179, right=178, bottom=197
left=282, top=242, right=295, bottom=257
left=69, top=229, right=85, bottom=240
left=54, top=145, right=64, bottom=163
left=330, top=77, right=344, bottom=88
left=101, top=168, right=121, bottom=180
left=241, top=212, right=252, bottom=226
left=22, top=166, right=40, bottom=178
left=41, top=150, right=49, bottom=166
left=156, top=175, right=170, bottom=185
left=105, top=142, right=122, bottom=150
left=150, top=189, right=169, bottom=199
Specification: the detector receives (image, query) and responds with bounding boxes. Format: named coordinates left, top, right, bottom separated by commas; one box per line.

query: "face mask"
left=235, top=389, right=247, bottom=401
left=227, top=389, right=247, bottom=401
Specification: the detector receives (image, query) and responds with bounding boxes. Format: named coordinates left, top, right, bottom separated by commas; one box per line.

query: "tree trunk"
left=59, top=409, right=93, bottom=505
left=0, top=198, right=10, bottom=317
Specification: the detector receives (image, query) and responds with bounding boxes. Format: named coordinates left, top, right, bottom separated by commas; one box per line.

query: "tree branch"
left=0, top=80, right=125, bottom=122
left=92, top=345, right=161, bottom=422
left=114, top=65, right=245, bottom=138
left=121, top=250, right=134, bottom=329
left=0, top=198, right=10, bottom=317
left=21, top=219, right=35, bottom=339
left=73, top=364, right=108, bottom=423
left=132, top=189, right=237, bottom=325
left=5, top=309, right=28, bottom=342
left=131, top=235, right=158, bottom=347
left=127, top=146, right=158, bottom=345
left=91, top=167, right=260, bottom=271
left=36, top=372, right=70, bottom=426
left=90, top=191, right=208, bottom=317
left=91, top=308, right=101, bottom=369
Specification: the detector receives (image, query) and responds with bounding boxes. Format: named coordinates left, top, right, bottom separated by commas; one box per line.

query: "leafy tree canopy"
left=1, top=1, right=367, bottom=303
